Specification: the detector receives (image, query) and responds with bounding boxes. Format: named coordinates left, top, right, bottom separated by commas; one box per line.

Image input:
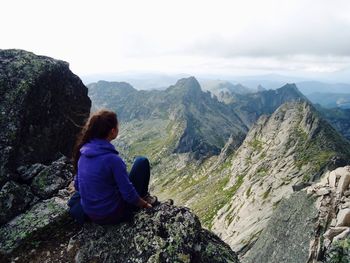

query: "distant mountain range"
left=307, top=92, right=350, bottom=109
left=83, top=73, right=350, bottom=94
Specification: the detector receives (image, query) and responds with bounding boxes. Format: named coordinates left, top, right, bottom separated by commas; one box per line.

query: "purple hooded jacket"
left=74, top=138, right=140, bottom=218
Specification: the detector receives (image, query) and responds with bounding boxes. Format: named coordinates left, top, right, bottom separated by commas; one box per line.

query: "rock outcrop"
left=306, top=166, right=350, bottom=262
left=0, top=49, right=91, bottom=185
left=0, top=49, right=91, bottom=224
left=73, top=203, right=239, bottom=263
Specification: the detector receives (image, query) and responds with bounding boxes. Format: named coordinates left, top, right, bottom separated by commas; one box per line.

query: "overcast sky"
left=2, top=0, right=350, bottom=80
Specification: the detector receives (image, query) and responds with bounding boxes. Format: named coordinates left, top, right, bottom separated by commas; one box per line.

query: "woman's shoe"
left=143, top=193, right=159, bottom=206
left=163, top=199, right=174, bottom=205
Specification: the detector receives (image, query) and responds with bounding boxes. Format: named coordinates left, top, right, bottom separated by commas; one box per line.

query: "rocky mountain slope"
left=212, top=101, right=350, bottom=251
left=308, top=93, right=350, bottom=109
left=226, top=83, right=308, bottom=127
left=0, top=49, right=239, bottom=263
left=151, top=101, right=350, bottom=255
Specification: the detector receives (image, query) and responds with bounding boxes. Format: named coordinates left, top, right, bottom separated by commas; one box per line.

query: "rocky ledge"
left=0, top=198, right=239, bottom=263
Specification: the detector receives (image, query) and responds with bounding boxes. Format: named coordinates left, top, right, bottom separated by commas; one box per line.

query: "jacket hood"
left=80, top=138, right=119, bottom=157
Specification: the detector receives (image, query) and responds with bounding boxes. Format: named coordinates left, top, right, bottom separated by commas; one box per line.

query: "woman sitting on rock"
left=68, top=110, right=158, bottom=225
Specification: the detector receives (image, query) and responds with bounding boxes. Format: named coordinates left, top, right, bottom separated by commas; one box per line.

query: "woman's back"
left=77, top=138, right=138, bottom=217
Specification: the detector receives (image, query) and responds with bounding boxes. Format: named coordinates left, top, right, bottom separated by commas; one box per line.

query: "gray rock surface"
left=243, top=191, right=318, bottom=263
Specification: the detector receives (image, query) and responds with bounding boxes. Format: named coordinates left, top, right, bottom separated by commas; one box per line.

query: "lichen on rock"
left=30, top=156, right=74, bottom=199
left=0, top=201, right=240, bottom=263
left=73, top=203, right=239, bottom=263
left=0, top=180, right=34, bottom=225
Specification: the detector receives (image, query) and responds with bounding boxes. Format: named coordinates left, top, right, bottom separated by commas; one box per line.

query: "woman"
left=69, top=110, right=157, bottom=225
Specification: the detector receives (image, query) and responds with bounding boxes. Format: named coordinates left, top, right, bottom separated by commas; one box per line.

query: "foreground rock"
left=306, top=166, right=350, bottom=262
left=74, top=203, right=239, bottom=263
left=0, top=201, right=240, bottom=263
left=0, top=49, right=91, bottom=186
left=0, top=49, right=91, bottom=224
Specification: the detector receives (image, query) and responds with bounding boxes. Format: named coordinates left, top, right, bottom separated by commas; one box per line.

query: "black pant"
left=129, top=156, right=150, bottom=198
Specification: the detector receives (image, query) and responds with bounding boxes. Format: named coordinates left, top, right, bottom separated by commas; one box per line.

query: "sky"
left=2, top=0, right=350, bottom=81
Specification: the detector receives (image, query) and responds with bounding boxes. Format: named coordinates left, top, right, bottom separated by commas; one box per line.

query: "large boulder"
left=0, top=202, right=240, bottom=263
left=0, top=49, right=91, bottom=186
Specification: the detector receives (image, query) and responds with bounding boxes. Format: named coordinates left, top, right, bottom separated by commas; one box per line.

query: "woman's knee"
left=134, top=156, right=149, bottom=167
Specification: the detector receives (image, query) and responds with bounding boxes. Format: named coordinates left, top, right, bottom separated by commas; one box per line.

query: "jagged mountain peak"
left=175, top=76, right=200, bottom=87
left=276, top=83, right=305, bottom=98
left=167, top=76, right=202, bottom=97
left=257, top=84, right=266, bottom=91
left=89, top=80, right=137, bottom=93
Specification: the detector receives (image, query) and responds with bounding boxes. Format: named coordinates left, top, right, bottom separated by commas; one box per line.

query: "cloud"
left=2, top=0, right=350, bottom=76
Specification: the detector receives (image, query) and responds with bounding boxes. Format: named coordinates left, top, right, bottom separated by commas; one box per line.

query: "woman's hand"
left=137, top=197, right=152, bottom=209
left=144, top=202, right=152, bottom=209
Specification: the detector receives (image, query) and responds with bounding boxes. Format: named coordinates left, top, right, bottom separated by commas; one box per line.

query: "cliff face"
left=243, top=191, right=318, bottom=263
left=0, top=49, right=91, bottom=187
